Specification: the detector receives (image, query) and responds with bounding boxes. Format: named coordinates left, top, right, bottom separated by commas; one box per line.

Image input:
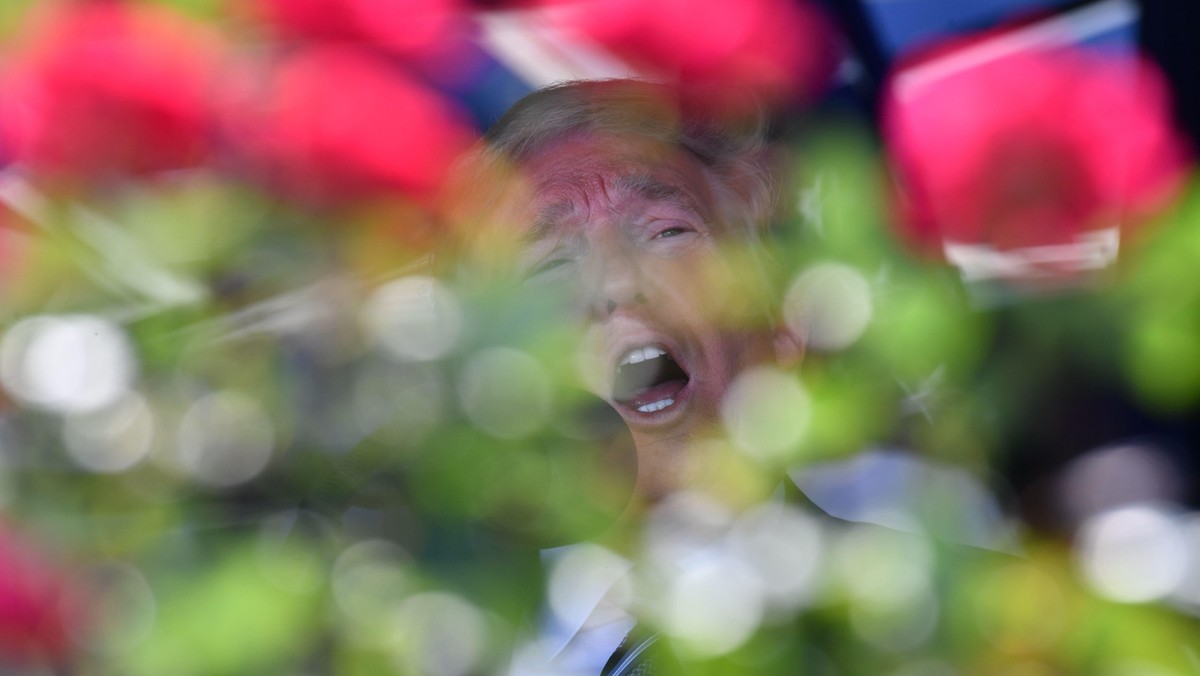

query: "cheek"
left=575, top=324, right=611, bottom=396
left=707, top=331, right=776, bottom=383
left=650, top=256, right=747, bottom=328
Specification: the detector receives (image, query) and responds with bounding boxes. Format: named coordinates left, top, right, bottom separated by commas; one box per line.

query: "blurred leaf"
left=0, top=0, right=38, bottom=41
left=112, top=180, right=269, bottom=275
left=864, top=271, right=986, bottom=383
left=1125, top=311, right=1200, bottom=411
left=798, top=360, right=891, bottom=461
left=124, top=540, right=323, bottom=676
left=786, top=121, right=893, bottom=267
left=153, top=0, right=230, bottom=22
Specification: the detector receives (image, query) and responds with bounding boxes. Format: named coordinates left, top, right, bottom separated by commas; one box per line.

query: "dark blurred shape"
left=859, top=0, right=1082, bottom=57
left=883, top=43, right=1188, bottom=283
left=0, top=1, right=222, bottom=186
left=221, top=46, right=478, bottom=205
left=540, top=0, right=840, bottom=113
left=426, top=42, right=532, bottom=132
left=1141, top=0, right=1200, bottom=152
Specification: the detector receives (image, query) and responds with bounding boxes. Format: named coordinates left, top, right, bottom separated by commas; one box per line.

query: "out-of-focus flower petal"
left=0, top=524, right=81, bottom=667
left=222, top=46, right=478, bottom=206
left=249, top=0, right=465, bottom=59
left=0, top=1, right=224, bottom=185
left=884, top=44, right=1189, bottom=262
left=542, top=0, right=838, bottom=113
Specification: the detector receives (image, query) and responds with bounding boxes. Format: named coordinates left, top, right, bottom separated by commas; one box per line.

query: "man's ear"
left=772, top=324, right=805, bottom=371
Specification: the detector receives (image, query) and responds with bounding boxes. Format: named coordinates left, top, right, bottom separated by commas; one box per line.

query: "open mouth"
left=612, top=345, right=691, bottom=414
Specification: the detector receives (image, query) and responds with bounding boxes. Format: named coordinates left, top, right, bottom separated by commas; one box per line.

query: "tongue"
left=613, top=355, right=689, bottom=407
left=623, top=379, right=687, bottom=408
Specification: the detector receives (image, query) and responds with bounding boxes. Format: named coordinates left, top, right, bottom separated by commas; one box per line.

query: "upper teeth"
left=619, top=346, right=666, bottom=367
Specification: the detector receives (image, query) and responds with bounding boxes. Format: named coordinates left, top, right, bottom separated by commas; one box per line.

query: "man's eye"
left=653, top=225, right=692, bottom=239
left=528, top=258, right=571, bottom=278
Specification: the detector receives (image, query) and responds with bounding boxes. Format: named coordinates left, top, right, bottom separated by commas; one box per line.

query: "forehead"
left=515, top=133, right=716, bottom=237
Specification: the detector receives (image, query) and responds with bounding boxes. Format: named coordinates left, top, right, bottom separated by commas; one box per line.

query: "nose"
left=583, top=238, right=647, bottom=320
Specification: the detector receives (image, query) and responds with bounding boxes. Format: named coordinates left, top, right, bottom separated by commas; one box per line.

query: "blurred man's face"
left=514, top=132, right=780, bottom=492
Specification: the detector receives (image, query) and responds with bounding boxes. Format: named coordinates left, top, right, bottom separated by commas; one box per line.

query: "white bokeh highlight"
left=783, top=263, right=873, bottom=352
left=663, top=554, right=765, bottom=657
left=1, top=315, right=136, bottom=414
left=728, top=503, right=825, bottom=612
left=721, top=366, right=811, bottom=461
left=177, top=391, right=274, bottom=487
left=364, top=276, right=464, bottom=362
left=639, top=494, right=832, bottom=656
left=547, top=543, right=634, bottom=632
left=393, top=592, right=489, bottom=676
left=63, top=391, right=155, bottom=473
left=1076, top=503, right=1188, bottom=604
left=643, top=492, right=735, bottom=573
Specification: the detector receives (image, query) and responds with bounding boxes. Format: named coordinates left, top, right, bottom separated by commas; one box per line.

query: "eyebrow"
left=520, top=173, right=703, bottom=245
left=618, top=173, right=702, bottom=214
left=522, top=200, right=575, bottom=245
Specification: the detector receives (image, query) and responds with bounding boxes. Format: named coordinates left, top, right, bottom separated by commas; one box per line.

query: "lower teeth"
left=637, top=398, right=674, bottom=413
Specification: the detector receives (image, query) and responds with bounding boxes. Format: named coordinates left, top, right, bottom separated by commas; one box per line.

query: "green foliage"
left=122, top=541, right=324, bottom=676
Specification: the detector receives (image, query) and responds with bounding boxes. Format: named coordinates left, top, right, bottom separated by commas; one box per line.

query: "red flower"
left=883, top=45, right=1189, bottom=258
left=249, top=0, right=465, bottom=60
left=223, top=46, right=477, bottom=205
left=0, top=525, right=81, bottom=667
left=0, top=1, right=224, bottom=185
left=542, top=0, right=837, bottom=112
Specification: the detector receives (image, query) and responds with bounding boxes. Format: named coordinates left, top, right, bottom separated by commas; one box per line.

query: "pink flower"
left=223, top=46, right=477, bottom=205
left=542, top=0, right=837, bottom=112
left=0, top=1, right=224, bottom=185
left=0, top=524, right=81, bottom=667
left=884, top=44, right=1189, bottom=257
left=249, top=0, right=465, bottom=60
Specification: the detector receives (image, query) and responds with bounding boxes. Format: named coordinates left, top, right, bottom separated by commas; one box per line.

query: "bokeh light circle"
left=458, top=347, right=551, bottom=439
left=728, top=504, right=824, bottom=611
left=850, top=584, right=938, bottom=652
left=333, top=539, right=413, bottom=628
left=783, top=263, right=873, bottom=352
left=1165, top=514, right=1200, bottom=610
left=393, top=592, right=489, bottom=676
left=1076, top=503, right=1188, bottom=603
left=364, top=276, right=463, bottom=362
left=643, top=491, right=735, bottom=572
left=663, top=554, right=765, bottom=657
left=69, top=562, right=157, bottom=656
left=177, top=391, right=274, bottom=487
left=834, top=522, right=934, bottom=610
left=547, top=543, right=633, bottom=630
left=1059, top=443, right=1183, bottom=525
left=63, top=391, right=155, bottom=473
left=1, top=315, right=136, bottom=414
left=721, top=366, right=811, bottom=461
